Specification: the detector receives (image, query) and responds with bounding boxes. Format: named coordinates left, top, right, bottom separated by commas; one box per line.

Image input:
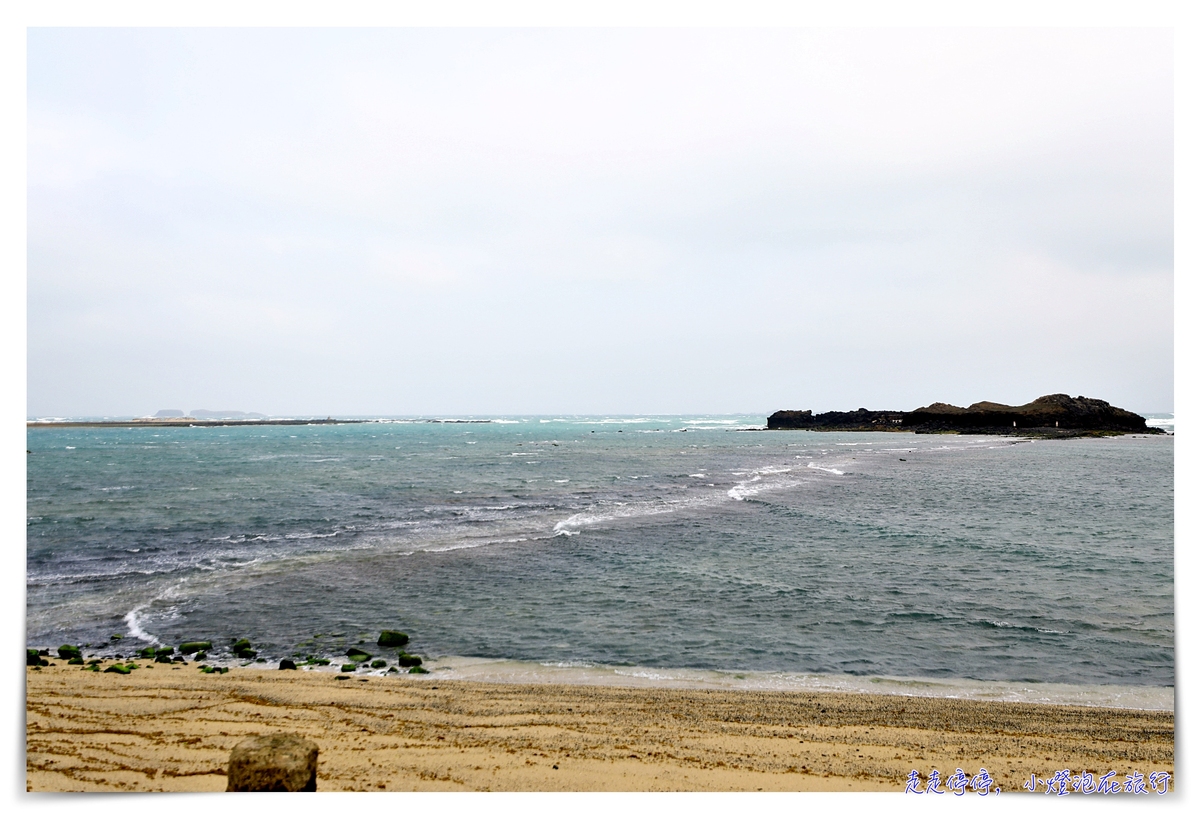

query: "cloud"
left=27, top=27, right=1173, bottom=415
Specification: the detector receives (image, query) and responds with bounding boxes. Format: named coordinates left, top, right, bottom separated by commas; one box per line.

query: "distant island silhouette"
left=767, top=394, right=1161, bottom=437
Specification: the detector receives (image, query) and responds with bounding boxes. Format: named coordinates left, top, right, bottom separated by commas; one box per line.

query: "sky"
left=26, top=26, right=1174, bottom=417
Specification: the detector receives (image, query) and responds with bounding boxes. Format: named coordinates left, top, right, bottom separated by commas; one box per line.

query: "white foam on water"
left=1145, top=416, right=1174, bottom=432
left=566, top=418, right=656, bottom=425
left=123, top=582, right=192, bottom=646
left=123, top=607, right=155, bottom=644
left=414, top=656, right=1173, bottom=711
left=552, top=486, right=737, bottom=535
left=806, top=462, right=845, bottom=475
left=726, top=466, right=817, bottom=502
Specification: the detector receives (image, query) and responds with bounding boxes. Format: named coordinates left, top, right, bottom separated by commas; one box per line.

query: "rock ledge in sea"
left=767, top=394, right=1159, bottom=437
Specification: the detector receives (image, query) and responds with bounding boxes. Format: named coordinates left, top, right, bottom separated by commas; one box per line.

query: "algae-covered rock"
left=346, top=648, right=371, bottom=662
left=104, top=664, right=131, bottom=674
left=377, top=630, right=409, bottom=648
left=232, top=638, right=252, bottom=653
left=408, top=666, right=429, bottom=674
left=68, top=657, right=84, bottom=665
left=26, top=649, right=41, bottom=666
left=370, top=659, right=387, bottom=669
left=155, top=646, right=174, bottom=657
left=179, top=641, right=212, bottom=655
left=155, top=654, right=173, bottom=663
left=139, top=647, right=157, bottom=659
left=111, top=634, right=123, bottom=641
left=194, top=651, right=208, bottom=661
left=396, top=653, right=423, bottom=667
left=58, top=645, right=83, bottom=661
left=340, top=663, right=357, bottom=672
left=279, top=659, right=297, bottom=670
left=235, top=649, right=258, bottom=660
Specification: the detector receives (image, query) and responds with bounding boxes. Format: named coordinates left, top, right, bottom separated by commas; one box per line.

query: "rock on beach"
left=226, top=732, right=319, bottom=792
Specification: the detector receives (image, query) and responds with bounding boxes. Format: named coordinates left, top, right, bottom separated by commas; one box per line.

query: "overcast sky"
left=27, top=27, right=1173, bottom=417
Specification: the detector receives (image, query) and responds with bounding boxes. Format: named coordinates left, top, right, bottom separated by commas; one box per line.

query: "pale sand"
left=26, top=664, right=1173, bottom=792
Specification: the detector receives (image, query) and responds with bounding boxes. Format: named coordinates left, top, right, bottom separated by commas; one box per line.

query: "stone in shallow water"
left=179, top=641, right=212, bottom=655
left=226, top=733, right=319, bottom=792
left=377, top=630, right=409, bottom=648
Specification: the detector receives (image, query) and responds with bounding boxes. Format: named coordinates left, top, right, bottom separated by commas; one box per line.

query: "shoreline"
left=26, top=664, right=1174, bottom=792
left=432, top=656, right=1175, bottom=710
left=26, top=643, right=1173, bottom=711
left=341, top=655, right=1176, bottom=712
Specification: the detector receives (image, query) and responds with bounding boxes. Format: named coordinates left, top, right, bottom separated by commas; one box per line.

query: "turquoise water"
left=26, top=417, right=1173, bottom=692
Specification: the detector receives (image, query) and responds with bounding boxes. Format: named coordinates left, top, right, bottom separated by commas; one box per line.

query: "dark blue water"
left=26, top=417, right=1173, bottom=689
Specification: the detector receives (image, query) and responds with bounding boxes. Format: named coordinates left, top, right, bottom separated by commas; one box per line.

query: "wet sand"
left=25, top=664, right=1173, bottom=792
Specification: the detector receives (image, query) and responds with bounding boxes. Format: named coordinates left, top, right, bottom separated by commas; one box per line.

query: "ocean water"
left=26, top=417, right=1173, bottom=707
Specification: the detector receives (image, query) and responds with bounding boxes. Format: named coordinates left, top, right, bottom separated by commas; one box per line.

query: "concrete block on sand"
left=226, top=733, right=318, bottom=792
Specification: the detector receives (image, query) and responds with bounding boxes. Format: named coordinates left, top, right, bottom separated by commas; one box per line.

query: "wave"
left=727, top=466, right=815, bottom=501
left=982, top=619, right=1070, bottom=635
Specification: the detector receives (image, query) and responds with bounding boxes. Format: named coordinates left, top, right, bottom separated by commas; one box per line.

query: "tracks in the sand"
left=26, top=666, right=1174, bottom=792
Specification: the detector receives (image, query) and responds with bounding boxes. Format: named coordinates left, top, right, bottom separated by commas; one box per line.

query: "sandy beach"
left=25, top=664, right=1173, bottom=793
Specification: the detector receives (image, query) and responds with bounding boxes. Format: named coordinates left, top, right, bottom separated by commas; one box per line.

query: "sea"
left=26, top=414, right=1174, bottom=710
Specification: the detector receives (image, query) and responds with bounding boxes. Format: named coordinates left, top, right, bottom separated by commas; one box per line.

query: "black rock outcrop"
left=767, top=408, right=906, bottom=431
left=768, top=394, right=1157, bottom=436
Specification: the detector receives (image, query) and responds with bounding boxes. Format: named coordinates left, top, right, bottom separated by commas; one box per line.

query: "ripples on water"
left=27, top=417, right=1173, bottom=695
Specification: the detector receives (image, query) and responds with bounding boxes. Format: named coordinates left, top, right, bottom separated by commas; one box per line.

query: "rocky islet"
left=767, top=393, right=1161, bottom=437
